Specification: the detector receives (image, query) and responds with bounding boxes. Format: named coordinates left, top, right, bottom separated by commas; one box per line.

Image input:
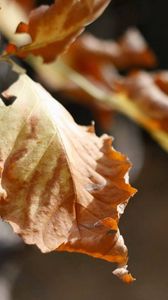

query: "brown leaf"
left=63, top=29, right=156, bottom=73
left=0, top=74, right=136, bottom=281
left=113, top=28, right=157, bottom=69
left=116, top=71, right=168, bottom=132
left=7, top=0, right=111, bottom=62
left=58, top=29, right=156, bottom=103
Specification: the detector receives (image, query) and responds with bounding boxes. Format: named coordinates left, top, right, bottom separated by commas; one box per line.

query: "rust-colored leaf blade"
left=0, top=74, right=136, bottom=281
left=7, top=0, right=111, bottom=62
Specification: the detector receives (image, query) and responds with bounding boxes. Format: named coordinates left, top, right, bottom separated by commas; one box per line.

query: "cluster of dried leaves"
left=49, top=30, right=168, bottom=151
left=5, top=0, right=168, bottom=151
left=0, top=0, right=167, bottom=283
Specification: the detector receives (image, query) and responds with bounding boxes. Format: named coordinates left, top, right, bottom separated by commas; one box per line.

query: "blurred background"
left=0, top=0, right=168, bottom=299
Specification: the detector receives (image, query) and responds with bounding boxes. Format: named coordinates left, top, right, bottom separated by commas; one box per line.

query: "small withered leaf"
left=116, top=71, right=168, bottom=132
left=64, top=29, right=156, bottom=70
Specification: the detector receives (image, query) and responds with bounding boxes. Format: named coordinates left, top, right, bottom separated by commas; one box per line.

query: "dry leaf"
left=63, top=29, right=156, bottom=72
left=116, top=71, right=168, bottom=132
left=112, top=28, right=157, bottom=69
left=55, top=29, right=156, bottom=99
left=0, top=74, right=136, bottom=282
left=7, top=0, right=111, bottom=62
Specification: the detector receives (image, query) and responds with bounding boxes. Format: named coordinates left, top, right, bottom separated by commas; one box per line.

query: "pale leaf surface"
left=0, top=74, right=135, bottom=281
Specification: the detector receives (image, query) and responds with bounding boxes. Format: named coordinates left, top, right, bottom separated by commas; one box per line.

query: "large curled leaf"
left=0, top=74, right=136, bottom=282
left=7, top=0, right=111, bottom=62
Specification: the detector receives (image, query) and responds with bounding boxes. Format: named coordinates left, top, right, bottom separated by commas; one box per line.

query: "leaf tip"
left=113, top=265, right=135, bottom=284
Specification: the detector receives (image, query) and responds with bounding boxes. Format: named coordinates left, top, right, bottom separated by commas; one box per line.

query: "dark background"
left=0, top=1, right=168, bottom=299
left=91, top=0, right=168, bottom=68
